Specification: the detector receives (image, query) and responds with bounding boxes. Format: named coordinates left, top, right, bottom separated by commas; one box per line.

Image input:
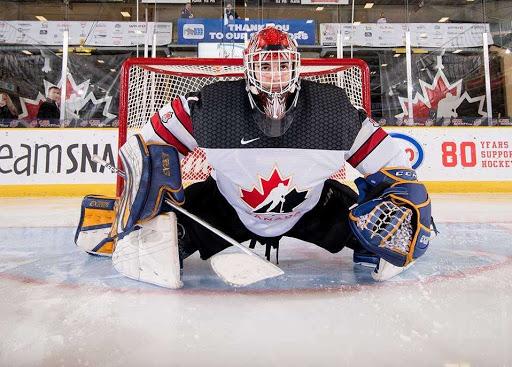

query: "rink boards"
left=0, top=126, right=511, bottom=196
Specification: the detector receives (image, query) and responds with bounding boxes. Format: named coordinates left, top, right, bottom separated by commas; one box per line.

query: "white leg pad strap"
left=113, top=212, right=183, bottom=289
left=372, top=258, right=414, bottom=282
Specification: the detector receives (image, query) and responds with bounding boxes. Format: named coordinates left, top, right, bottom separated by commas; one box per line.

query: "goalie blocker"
left=349, top=167, right=432, bottom=268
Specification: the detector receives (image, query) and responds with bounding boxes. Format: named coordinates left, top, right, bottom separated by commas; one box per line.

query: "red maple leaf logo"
left=24, top=100, right=43, bottom=119
left=410, top=98, right=431, bottom=119
left=18, top=73, right=115, bottom=120
left=18, top=95, right=45, bottom=120
left=18, top=76, right=86, bottom=120
left=63, top=78, right=76, bottom=101
left=396, top=58, right=463, bottom=119
left=404, top=76, right=461, bottom=118
left=240, top=167, right=290, bottom=209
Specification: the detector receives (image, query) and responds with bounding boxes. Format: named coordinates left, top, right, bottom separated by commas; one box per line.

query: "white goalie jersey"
left=140, top=80, right=410, bottom=237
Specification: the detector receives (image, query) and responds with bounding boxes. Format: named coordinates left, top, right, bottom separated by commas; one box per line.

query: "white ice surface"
left=0, top=194, right=511, bottom=366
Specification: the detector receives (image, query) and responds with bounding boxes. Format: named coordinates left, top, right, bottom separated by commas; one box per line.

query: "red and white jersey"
left=140, top=80, right=409, bottom=237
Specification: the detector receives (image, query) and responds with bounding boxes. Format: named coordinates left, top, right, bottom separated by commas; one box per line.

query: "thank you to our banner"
left=178, top=19, right=315, bottom=45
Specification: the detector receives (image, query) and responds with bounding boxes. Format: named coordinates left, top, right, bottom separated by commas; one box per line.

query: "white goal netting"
left=118, top=58, right=370, bottom=194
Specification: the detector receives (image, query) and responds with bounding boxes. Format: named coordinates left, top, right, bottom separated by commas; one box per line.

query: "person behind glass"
left=0, top=92, right=18, bottom=119
left=376, top=12, right=387, bottom=23
left=225, top=3, right=239, bottom=21
left=180, top=3, right=194, bottom=19
left=37, top=86, right=61, bottom=121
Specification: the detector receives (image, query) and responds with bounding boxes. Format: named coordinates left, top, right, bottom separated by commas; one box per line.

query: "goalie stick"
left=92, top=155, right=284, bottom=287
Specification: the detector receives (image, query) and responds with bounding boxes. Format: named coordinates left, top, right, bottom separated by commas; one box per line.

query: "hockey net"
left=118, top=58, right=370, bottom=195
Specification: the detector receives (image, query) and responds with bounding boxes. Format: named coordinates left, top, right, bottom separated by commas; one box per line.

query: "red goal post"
left=117, top=57, right=371, bottom=195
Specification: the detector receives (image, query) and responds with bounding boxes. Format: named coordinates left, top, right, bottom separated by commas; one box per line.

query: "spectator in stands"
left=37, top=86, right=61, bottom=120
left=224, top=3, right=240, bottom=21
left=28, top=119, right=39, bottom=128
left=0, top=92, right=18, bottom=119
left=376, top=12, right=387, bottom=23
left=180, top=3, right=194, bottom=19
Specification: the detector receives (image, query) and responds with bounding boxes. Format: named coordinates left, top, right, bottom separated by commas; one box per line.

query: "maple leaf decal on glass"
left=240, top=167, right=308, bottom=214
left=396, top=56, right=486, bottom=120
left=18, top=94, right=45, bottom=120
left=18, top=73, right=116, bottom=121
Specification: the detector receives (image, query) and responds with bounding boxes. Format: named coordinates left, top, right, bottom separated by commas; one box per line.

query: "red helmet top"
left=248, top=27, right=294, bottom=52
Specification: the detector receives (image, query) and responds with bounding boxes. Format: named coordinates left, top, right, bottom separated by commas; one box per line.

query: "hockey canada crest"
left=18, top=73, right=116, bottom=121
left=396, top=55, right=486, bottom=120
left=240, top=167, right=308, bottom=214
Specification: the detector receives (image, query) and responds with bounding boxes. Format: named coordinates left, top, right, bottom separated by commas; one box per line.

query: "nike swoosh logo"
left=240, top=137, right=260, bottom=145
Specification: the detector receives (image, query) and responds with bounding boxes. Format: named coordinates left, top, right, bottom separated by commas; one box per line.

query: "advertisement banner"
left=0, top=129, right=118, bottom=185
left=0, top=21, right=172, bottom=46
left=1, top=127, right=510, bottom=194
left=177, top=19, right=315, bottom=45
left=320, top=23, right=492, bottom=48
left=375, top=127, right=512, bottom=182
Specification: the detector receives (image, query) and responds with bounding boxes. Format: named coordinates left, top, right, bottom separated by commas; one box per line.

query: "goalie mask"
left=244, top=26, right=301, bottom=137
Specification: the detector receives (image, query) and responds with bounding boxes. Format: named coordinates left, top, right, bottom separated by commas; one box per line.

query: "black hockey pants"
left=174, top=177, right=363, bottom=260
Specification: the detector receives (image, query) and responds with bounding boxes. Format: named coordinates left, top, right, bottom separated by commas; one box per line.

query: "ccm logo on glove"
left=395, top=170, right=417, bottom=179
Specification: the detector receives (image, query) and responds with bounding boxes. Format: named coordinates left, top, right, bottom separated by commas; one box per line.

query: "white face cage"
left=244, top=50, right=301, bottom=96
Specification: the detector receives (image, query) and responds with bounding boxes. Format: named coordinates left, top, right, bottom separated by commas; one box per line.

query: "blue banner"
left=177, top=19, right=315, bottom=45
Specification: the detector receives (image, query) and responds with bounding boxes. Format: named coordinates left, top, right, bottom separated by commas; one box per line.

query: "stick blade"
left=209, top=253, right=284, bottom=287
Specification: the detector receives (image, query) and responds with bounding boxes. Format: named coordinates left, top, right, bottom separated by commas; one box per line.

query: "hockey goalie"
left=76, top=26, right=433, bottom=288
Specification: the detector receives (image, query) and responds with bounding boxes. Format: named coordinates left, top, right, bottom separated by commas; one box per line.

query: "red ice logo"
left=240, top=167, right=308, bottom=214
